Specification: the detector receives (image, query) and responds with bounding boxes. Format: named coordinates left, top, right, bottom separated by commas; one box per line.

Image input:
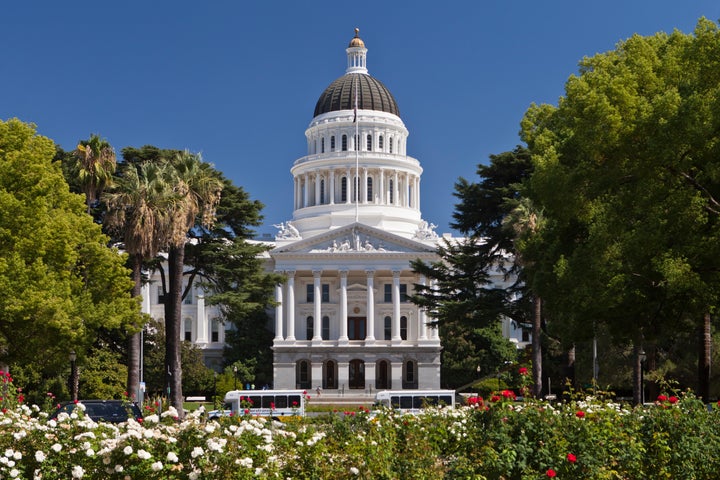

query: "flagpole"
left=354, top=77, right=359, bottom=223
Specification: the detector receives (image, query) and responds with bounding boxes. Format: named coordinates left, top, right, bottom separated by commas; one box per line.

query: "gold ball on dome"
left=348, top=27, right=365, bottom=48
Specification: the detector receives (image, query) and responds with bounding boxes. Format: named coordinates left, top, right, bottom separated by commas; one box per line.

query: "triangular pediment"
left=271, top=223, right=436, bottom=255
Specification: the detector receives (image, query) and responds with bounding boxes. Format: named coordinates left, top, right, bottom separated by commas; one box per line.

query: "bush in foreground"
left=1, top=381, right=719, bottom=479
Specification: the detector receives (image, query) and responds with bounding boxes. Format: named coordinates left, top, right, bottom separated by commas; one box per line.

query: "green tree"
left=105, top=159, right=176, bottom=400
left=0, top=119, right=141, bottom=381
left=521, top=18, right=720, bottom=402
left=73, top=134, right=117, bottom=214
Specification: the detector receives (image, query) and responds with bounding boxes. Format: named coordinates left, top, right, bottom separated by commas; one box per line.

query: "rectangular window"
left=322, top=316, right=330, bottom=340
left=331, top=136, right=336, bottom=151
left=306, top=284, right=313, bottom=303
left=384, top=284, right=408, bottom=302
left=211, top=319, right=219, bottom=342
left=322, top=284, right=330, bottom=302
left=308, top=284, right=329, bottom=302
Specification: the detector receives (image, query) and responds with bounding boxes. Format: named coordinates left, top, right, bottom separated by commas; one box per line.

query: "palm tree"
left=503, top=197, right=545, bottom=398
left=74, top=134, right=117, bottom=214
left=162, top=151, right=223, bottom=416
left=104, top=161, right=177, bottom=400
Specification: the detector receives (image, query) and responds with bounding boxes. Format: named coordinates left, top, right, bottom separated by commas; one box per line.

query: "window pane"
left=384, top=284, right=392, bottom=302
left=321, top=284, right=329, bottom=302
left=306, top=284, right=313, bottom=303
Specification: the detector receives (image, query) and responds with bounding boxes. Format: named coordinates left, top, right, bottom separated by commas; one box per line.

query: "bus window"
left=275, top=395, right=288, bottom=409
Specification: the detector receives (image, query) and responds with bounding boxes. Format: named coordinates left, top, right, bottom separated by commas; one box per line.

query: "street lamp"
left=638, top=349, right=647, bottom=405
left=233, top=365, right=238, bottom=390
left=68, top=350, right=78, bottom=401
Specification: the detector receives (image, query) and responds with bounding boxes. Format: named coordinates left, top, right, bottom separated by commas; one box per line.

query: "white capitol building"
left=144, top=29, right=527, bottom=392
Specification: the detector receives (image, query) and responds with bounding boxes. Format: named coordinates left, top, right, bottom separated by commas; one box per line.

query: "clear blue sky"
left=3, top=1, right=718, bottom=237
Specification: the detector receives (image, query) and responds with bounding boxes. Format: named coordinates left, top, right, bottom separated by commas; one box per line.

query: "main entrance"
left=348, top=317, right=366, bottom=340
left=348, top=359, right=365, bottom=389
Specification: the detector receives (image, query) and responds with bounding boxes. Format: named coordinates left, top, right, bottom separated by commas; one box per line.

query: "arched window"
left=341, top=134, right=348, bottom=151
left=379, top=135, right=384, bottom=150
left=367, top=177, right=373, bottom=201
left=341, top=177, right=347, bottom=202
left=320, top=179, right=325, bottom=204
left=406, top=360, right=415, bottom=383
left=321, top=137, right=325, bottom=153
left=389, top=137, right=394, bottom=153
left=306, top=316, right=314, bottom=340
left=366, top=134, right=372, bottom=151
left=330, top=136, right=335, bottom=151
left=384, top=316, right=391, bottom=340
left=322, top=316, right=330, bottom=340
left=389, top=179, right=394, bottom=204
left=400, top=316, right=408, bottom=340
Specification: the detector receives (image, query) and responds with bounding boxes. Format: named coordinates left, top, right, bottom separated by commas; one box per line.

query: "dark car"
left=51, top=400, right=143, bottom=424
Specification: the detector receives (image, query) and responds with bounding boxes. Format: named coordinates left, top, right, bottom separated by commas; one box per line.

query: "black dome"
left=313, top=73, right=400, bottom=117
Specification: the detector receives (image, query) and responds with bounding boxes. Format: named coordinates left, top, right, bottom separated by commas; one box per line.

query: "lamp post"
left=233, top=365, right=238, bottom=390
left=69, top=350, right=78, bottom=401
left=639, top=349, right=646, bottom=405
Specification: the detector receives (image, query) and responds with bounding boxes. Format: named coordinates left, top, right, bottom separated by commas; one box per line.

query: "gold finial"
left=348, top=27, right=365, bottom=48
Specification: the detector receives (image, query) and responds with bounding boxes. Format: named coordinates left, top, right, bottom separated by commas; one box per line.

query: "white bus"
left=211, top=390, right=307, bottom=420
left=374, top=390, right=457, bottom=413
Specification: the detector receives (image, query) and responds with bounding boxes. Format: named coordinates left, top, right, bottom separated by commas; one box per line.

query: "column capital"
left=339, top=268, right=349, bottom=278
left=312, top=269, right=323, bottom=278
left=365, top=269, right=375, bottom=277
left=392, top=269, right=402, bottom=278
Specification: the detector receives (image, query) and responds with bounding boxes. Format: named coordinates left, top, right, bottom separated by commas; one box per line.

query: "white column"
left=391, top=270, right=401, bottom=341
left=379, top=168, right=385, bottom=205
left=418, top=275, right=427, bottom=340
left=365, top=269, right=375, bottom=341
left=405, top=172, right=410, bottom=207
left=345, top=168, right=351, bottom=204
left=314, top=171, right=321, bottom=206
left=196, top=291, right=208, bottom=344
left=312, top=270, right=322, bottom=341
left=362, top=168, right=368, bottom=204
left=274, top=280, right=284, bottom=341
left=329, top=168, right=335, bottom=205
left=286, top=271, right=296, bottom=341
left=339, top=270, right=348, bottom=342
left=303, top=173, right=309, bottom=208
left=393, top=171, right=399, bottom=206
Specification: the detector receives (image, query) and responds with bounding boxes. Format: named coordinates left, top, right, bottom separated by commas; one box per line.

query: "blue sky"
left=3, top=1, right=719, bottom=237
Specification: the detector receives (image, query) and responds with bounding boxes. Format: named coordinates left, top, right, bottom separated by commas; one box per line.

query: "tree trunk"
left=633, top=343, right=643, bottom=406
left=126, top=254, right=143, bottom=402
left=165, top=245, right=185, bottom=418
left=698, top=312, right=711, bottom=403
left=532, top=296, right=542, bottom=398
left=565, top=343, right=576, bottom=390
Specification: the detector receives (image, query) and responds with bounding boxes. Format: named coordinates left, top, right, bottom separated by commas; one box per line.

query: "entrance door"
left=376, top=360, right=390, bottom=389
left=348, top=317, right=366, bottom=340
left=348, top=359, right=365, bottom=389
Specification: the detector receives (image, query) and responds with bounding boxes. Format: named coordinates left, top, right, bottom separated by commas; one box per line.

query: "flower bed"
left=1, top=387, right=719, bottom=478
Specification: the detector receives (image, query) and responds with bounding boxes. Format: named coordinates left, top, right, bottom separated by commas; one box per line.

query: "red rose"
left=547, top=468, right=557, bottom=477
left=519, top=367, right=528, bottom=375
left=576, top=410, right=585, bottom=418
left=657, top=394, right=667, bottom=402
left=567, top=453, right=577, bottom=463
left=669, top=396, right=678, bottom=404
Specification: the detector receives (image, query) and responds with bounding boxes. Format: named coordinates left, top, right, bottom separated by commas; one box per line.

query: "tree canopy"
left=0, top=119, right=141, bottom=374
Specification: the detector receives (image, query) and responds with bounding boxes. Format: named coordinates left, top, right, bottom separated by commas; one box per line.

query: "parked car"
left=51, top=400, right=143, bottom=423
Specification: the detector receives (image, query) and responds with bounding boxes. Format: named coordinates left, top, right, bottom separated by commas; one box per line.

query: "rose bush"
left=1, top=377, right=719, bottom=479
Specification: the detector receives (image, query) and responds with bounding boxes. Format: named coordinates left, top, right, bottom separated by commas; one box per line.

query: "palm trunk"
left=126, top=254, right=143, bottom=402
left=532, top=295, right=542, bottom=398
left=698, top=312, right=711, bottom=403
left=165, top=245, right=185, bottom=418
left=633, top=343, right=643, bottom=406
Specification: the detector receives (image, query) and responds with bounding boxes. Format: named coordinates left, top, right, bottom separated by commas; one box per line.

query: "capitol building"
left=144, top=29, right=527, bottom=392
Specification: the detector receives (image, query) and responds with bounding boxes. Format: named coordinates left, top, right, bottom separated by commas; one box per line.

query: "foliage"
left=0, top=119, right=142, bottom=379
left=2, top=376, right=720, bottom=479
left=141, top=323, right=216, bottom=398
left=520, top=18, right=720, bottom=401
